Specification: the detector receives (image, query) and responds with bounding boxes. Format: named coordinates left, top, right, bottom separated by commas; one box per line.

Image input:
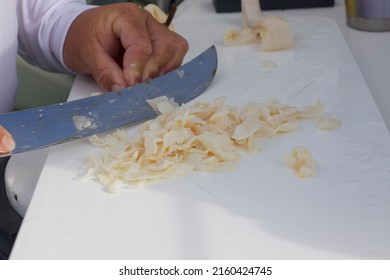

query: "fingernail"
left=111, top=83, right=122, bottom=92
left=143, top=65, right=160, bottom=82
left=0, top=132, right=16, bottom=153
left=126, top=64, right=141, bottom=85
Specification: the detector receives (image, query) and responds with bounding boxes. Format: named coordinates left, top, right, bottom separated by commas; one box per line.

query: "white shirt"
left=1, top=0, right=93, bottom=217
left=0, top=0, right=91, bottom=113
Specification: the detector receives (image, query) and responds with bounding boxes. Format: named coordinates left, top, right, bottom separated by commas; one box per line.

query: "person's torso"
left=0, top=0, right=18, bottom=113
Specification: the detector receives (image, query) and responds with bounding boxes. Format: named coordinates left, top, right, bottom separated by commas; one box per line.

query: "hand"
left=63, top=3, right=189, bottom=92
left=0, top=125, right=15, bottom=156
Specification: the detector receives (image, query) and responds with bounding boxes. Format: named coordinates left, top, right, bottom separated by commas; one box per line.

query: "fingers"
left=0, top=125, right=15, bottom=156
left=114, top=15, right=153, bottom=85
left=119, top=8, right=188, bottom=84
left=141, top=28, right=188, bottom=81
left=63, top=7, right=128, bottom=92
left=63, top=3, right=188, bottom=92
left=91, top=48, right=128, bottom=92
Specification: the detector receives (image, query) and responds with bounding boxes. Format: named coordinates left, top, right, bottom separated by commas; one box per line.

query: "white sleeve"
left=17, top=0, right=94, bottom=73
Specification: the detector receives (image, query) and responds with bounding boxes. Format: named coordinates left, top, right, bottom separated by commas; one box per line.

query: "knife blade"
left=0, top=45, right=217, bottom=154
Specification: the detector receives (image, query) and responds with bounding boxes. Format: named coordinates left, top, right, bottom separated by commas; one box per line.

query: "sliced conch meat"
left=316, top=115, right=341, bottom=130
left=224, top=28, right=258, bottom=46
left=284, top=146, right=316, bottom=178
left=297, top=100, right=325, bottom=119
left=82, top=96, right=339, bottom=190
left=251, top=16, right=294, bottom=51
left=224, top=0, right=294, bottom=51
left=241, top=0, right=264, bottom=28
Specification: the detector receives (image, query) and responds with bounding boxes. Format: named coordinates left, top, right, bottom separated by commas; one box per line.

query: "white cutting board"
left=11, top=17, right=390, bottom=259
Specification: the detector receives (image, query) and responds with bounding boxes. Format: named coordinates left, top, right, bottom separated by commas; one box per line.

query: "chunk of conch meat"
left=242, top=0, right=294, bottom=51
left=224, top=27, right=258, bottom=46
left=225, top=0, right=294, bottom=51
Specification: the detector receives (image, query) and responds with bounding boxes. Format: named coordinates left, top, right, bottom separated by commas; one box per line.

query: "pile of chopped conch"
left=224, top=0, right=294, bottom=51
left=81, top=96, right=340, bottom=191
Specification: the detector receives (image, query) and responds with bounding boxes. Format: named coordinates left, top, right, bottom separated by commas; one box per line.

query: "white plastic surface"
left=4, top=149, right=49, bottom=217
left=10, top=15, right=390, bottom=259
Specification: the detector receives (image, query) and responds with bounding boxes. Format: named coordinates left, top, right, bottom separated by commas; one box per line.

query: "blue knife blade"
left=0, top=46, right=217, bottom=154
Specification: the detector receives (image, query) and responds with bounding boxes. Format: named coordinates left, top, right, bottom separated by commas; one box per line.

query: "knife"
left=0, top=45, right=217, bottom=154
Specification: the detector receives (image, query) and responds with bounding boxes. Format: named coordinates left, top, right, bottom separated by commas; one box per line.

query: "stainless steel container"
left=346, top=0, right=390, bottom=31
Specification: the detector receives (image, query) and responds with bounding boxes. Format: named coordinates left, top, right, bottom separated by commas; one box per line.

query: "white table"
left=179, top=0, right=390, bottom=130
left=10, top=0, right=390, bottom=259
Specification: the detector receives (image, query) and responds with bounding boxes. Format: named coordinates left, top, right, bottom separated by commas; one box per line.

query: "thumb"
left=0, top=125, right=15, bottom=155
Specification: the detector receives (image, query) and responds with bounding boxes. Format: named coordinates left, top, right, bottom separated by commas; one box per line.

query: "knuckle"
left=159, top=35, right=188, bottom=55
left=118, top=3, right=143, bottom=16
left=119, top=3, right=150, bottom=26
left=131, top=40, right=153, bottom=56
left=176, top=36, right=189, bottom=53
left=166, top=35, right=189, bottom=56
